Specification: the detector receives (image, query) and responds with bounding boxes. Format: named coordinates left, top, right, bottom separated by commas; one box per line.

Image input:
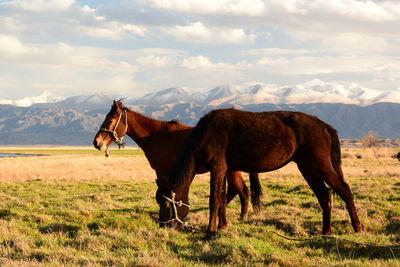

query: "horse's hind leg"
left=308, top=155, right=363, bottom=233
left=297, top=162, right=332, bottom=235
left=226, top=173, right=238, bottom=204
left=321, top=166, right=364, bottom=233
left=218, top=175, right=228, bottom=229
left=206, top=161, right=228, bottom=239
left=226, top=171, right=249, bottom=219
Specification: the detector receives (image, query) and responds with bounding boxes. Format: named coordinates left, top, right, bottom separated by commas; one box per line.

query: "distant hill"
left=0, top=102, right=399, bottom=145
left=1, top=80, right=400, bottom=145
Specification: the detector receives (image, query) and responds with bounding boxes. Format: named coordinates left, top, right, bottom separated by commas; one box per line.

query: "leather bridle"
left=100, top=109, right=128, bottom=146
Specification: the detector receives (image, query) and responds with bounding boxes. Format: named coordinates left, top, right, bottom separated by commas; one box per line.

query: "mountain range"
left=0, top=80, right=399, bottom=145
left=4, top=79, right=400, bottom=108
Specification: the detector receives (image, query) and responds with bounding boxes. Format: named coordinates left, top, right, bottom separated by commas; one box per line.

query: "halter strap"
left=100, top=109, right=128, bottom=146
left=159, top=191, right=190, bottom=225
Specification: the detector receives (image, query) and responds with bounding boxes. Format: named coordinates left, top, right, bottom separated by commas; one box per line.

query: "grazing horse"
left=93, top=101, right=262, bottom=219
left=156, top=108, right=364, bottom=239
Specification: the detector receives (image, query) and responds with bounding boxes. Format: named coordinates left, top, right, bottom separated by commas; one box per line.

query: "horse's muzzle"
left=93, top=140, right=101, bottom=150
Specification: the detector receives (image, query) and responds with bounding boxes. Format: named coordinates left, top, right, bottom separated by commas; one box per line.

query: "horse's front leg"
left=205, top=162, right=227, bottom=240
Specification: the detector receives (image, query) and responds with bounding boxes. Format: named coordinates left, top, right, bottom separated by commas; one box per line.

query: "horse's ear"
left=156, top=176, right=169, bottom=188
left=112, top=100, right=122, bottom=113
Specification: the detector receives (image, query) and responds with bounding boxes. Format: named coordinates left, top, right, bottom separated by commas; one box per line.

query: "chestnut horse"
left=93, top=101, right=262, bottom=219
left=156, top=108, right=364, bottom=239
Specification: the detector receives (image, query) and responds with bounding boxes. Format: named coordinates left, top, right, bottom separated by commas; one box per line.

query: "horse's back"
left=197, top=109, right=334, bottom=172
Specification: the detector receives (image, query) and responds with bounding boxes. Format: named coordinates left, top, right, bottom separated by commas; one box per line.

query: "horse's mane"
left=169, top=114, right=209, bottom=189
left=168, top=119, right=180, bottom=124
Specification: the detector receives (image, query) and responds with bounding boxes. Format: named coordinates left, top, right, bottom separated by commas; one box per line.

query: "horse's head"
left=93, top=100, right=128, bottom=151
left=155, top=176, right=190, bottom=228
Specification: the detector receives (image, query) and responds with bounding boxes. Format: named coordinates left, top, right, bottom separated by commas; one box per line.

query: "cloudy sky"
left=0, top=0, right=399, bottom=99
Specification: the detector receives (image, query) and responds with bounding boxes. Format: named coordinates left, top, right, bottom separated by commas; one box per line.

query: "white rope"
left=159, top=191, right=190, bottom=226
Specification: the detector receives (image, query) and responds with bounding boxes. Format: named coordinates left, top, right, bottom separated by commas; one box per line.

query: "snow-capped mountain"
left=2, top=80, right=400, bottom=109
left=30, top=93, right=116, bottom=112
left=204, top=80, right=400, bottom=106
left=132, top=87, right=201, bottom=106
left=204, top=85, right=237, bottom=105
left=0, top=90, right=65, bottom=107
left=129, top=79, right=400, bottom=107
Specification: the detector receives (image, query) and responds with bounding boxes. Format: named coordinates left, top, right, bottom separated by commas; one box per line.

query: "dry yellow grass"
left=0, top=147, right=398, bottom=183
left=0, top=148, right=211, bottom=183
left=0, top=154, right=155, bottom=183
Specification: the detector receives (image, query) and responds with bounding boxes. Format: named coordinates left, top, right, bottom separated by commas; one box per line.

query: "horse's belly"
left=226, top=141, right=295, bottom=172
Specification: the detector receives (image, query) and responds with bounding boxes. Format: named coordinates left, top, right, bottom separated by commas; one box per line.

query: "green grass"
left=1, top=173, right=400, bottom=266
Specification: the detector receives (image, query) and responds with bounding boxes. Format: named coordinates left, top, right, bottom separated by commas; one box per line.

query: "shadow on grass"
left=0, top=209, right=13, bottom=220
left=164, top=234, right=272, bottom=265
left=385, top=219, right=400, bottom=235
left=166, top=235, right=235, bottom=265
left=263, top=218, right=297, bottom=236
left=106, top=208, right=135, bottom=213
left=264, top=199, right=287, bottom=207
left=189, top=207, right=208, bottom=213
left=39, top=223, right=80, bottom=238
left=296, top=237, right=400, bottom=260
left=384, top=219, right=400, bottom=243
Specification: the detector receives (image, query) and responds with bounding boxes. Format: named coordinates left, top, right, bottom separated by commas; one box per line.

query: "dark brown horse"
left=156, top=108, right=364, bottom=239
left=93, top=101, right=262, bottom=219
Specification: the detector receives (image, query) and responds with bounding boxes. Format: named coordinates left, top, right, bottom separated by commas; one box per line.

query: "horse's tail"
left=249, top=173, right=262, bottom=213
left=326, top=124, right=344, bottom=179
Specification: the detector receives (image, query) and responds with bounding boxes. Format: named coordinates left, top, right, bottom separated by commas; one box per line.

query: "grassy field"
left=1, top=146, right=400, bottom=266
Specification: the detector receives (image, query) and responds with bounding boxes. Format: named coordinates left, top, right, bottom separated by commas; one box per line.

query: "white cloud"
left=181, top=56, right=214, bottom=69
left=136, top=54, right=177, bottom=68
left=166, top=21, right=257, bottom=44
left=321, top=0, right=396, bottom=22
left=245, top=48, right=317, bottom=56
left=0, top=35, right=28, bottom=55
left=0, top=35, right=42, bottom=56
left=80, top=22, right=147, bottom=40
left=261, top=0, right=400, bottom=52
left=0, top=40, right=141, bottom=97
left=1, top=0, right=400, bottom=98
left=145, top=0, right=266, bottom=16
left=12, top=0, right=75, bottom=11
left=0, top=1, right=148, bottom=41
left=167, top=22, right=211, bottom=42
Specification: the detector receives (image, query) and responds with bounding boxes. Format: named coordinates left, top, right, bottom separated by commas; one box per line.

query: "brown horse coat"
left=157, top=108, right=363, bottom=239
left=93, top=101, right=262, bottom=219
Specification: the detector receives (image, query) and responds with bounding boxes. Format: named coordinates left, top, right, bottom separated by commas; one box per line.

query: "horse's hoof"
left=355, top=223, right=364, bottom=232
left=322, top=228, right=332, bottom=235
left=218, top=224, right=228, bottom=230
left=239, top=214, right=247, bottom=221
left=204, top=232, right=218, bottom=241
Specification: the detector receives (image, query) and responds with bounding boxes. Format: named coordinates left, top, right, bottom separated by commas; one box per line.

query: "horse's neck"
left=169, top=149, right=198, bottom=196
left=173, top=180, right=191, bottom=202
left=125, top=110, right=164, bottom=142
